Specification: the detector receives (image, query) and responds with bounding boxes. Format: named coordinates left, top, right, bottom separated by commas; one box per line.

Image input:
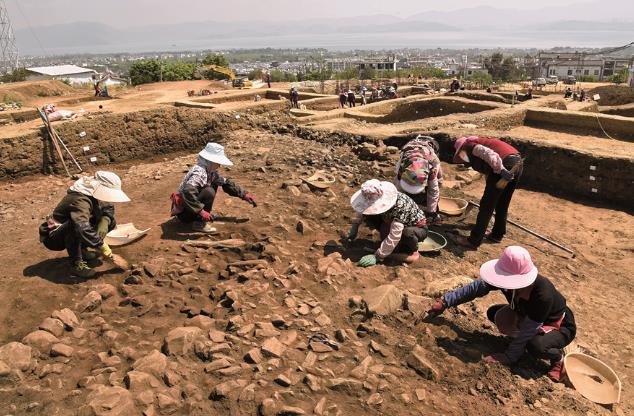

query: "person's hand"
left=483, top=353, right=511, bottom=366
left=358, top=254, right=377, bottom=268
left=500, top=169, right=514, bottom=182
left=96, top=217, right=110, bottom=239
left=199, top=210, right=213, bottom=222
left=426, top=298, right=447, bottom=318
left=243, top=193, right=257, bottom=207
left=99, top=242, right=113, bottom=259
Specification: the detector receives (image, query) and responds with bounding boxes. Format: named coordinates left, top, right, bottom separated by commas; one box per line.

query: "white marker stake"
left=90, top=156, right=97, bottom=163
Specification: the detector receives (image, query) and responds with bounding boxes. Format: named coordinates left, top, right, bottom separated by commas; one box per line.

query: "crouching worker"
left=427, top=246, right=576, bottom=381
left=346, top=179, right=428, bottom=267
left=171, top=143, right=256, bottom=233
left=39, top=171, right=130, bottom=278
left=395, top=135, right=443, bottom=225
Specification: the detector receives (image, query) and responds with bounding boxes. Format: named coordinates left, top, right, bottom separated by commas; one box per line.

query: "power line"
left=11, top=0, right=48, bottom=58
left=0, top=0, right=18, bottom=73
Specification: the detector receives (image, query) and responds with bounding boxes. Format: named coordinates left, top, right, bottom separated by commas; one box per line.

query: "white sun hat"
left=199, top=142, right=234, bottom=166
left=91, top=171, right=131, bottom=203
left=350, top=179, right=398, bottom=215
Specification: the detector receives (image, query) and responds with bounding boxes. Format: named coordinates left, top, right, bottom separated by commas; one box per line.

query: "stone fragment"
left=363, top=285, right=403, bottom=316
left=328, top=378, right=364, bottom=396
left=132, top=350, right=168, bottom=379
left=39, top=317, right=65, bottom=337
left=278, top=406, right=305, bottom=415
left=0, top=342, right=32, bottom=372
left=77, top=291, right=103, bottom=313
left=309, top=341, right=333, bottom=353
left=52, top=308, right=79, bottom=330
left=407, top=345, right=439, bottom=380
left=350, top=356, right=372, bottom=379
left=78, top=385, right=136, bottom=416
left=261, top=337, right=285, bottom=358
left=314, top=314, right=331, bottom=327
left=22, top=330, right=59, bottom=354
left=94, top=284, right=117, bottom=299
left=304, top=374, right=321, bottom=392
left=259, top=398, right=277, bottom=416
left=334, top=329, right=348, bottom=343
left=162, top=327, right=203, bottom=356
left=367, top=393, right=383, bottom=406
left=50, top=343, right=74, bottom=357
left=255, top=322, right=280, bottom=338
left=274, top=374, right=292, bottom=387
left=0, top=360, right=10, bottom=377
left=211, top=379, right=247, bottom=399
left=208, top=330, right=225, bottom=343
left=204, top=358, right=232, bottom=373
left=125, top=370, right=164, bottom=393
left=314, top=397, right=327, bottom=416
left=244, top=348, right=264, bottom=364
left=187, top=315, right=215, bottom=330
left=157, top=393, right=179, bottom=413
left=415, top=388, right=427, bottom=401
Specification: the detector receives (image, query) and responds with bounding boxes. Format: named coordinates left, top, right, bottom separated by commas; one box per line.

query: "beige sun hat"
left=350, top=179, right=398, bottom=215
left=199, top=143, right=233, bottom=166
left=91, top=171, right=130, bottom=203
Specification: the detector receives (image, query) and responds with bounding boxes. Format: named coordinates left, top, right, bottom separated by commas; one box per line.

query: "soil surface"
left=0, top=125, right=632, bottom=415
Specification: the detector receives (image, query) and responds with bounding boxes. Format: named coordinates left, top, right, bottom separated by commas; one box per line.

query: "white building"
left=26, top=65, right=98, bottom=85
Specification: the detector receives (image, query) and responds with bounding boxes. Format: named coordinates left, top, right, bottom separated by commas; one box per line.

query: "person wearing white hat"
left=426, top=246, right=576, bottom=382
left=171, top=143, right=256, bottom=233
left=345, top=179, right=428, bottom=267
left=39, top=171, right=130, bottom=278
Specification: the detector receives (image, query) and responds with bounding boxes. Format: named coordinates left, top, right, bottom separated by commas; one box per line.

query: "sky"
left=6, top=0, right=607, bottom=29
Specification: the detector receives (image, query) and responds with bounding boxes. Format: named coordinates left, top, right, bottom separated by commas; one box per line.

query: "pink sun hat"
left=480, top=246, right=538, bottom=290
left=452, top=136, right=479, bottom=164
left=351, top=179, right=398, bottom=215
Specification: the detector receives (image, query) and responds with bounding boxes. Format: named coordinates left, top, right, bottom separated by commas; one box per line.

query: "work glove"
left=99, top=242, right=113, bottom=259
left=243, top=193, right=257, bottom=207
left=425, top=212, right=442, bottom=226
left=96, top=217, right=111, bottom=239
left=426, top=297, right=447, bottom=317
left=199, top=210, right=213, bottom=222
left=500, top=169, right=514, bottom=182
left=483, top=353, right=511, bottom=366
left=358, top=254, right=378, bottom=268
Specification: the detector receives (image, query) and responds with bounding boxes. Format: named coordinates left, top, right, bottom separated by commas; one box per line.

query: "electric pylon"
left=0, top=0, right=19, bottom=74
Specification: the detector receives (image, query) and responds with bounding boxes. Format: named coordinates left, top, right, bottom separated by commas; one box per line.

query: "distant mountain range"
left=14, top=3, right=634, bottom=55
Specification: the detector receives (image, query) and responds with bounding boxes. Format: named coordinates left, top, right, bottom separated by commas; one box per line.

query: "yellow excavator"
left=195, top=65, right=253, bottom=88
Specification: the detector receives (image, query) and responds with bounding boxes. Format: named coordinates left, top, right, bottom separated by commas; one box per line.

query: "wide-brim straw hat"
left=92, top=171, right=130, bottom=203
left=199, top=142, right=233, bottom=166
left=351, top=179, right=398, bottom=215
left=480, top=246, right=538, bottom=290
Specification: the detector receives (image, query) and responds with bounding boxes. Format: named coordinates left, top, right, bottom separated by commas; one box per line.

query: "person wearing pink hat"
left=452, top=136, right=523, bottom=249
left=345, top=179, right=428, bottom=267
left=426, top=246, right=576, bottom=382
left=395, top=136, right=443, bottom=225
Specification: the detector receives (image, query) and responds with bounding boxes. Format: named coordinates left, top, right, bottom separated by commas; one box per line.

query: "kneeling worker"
left=39, top=171, right=130, bottom=278
left=171, top=143, right=257, bottom=233
left=427, top=246, right=576, bottom=381
left=346, top=179, right=428, bottom=267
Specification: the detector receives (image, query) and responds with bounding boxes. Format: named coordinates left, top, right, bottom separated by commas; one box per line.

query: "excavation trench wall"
left=383, top=132, right=634, bottom=209
left=600, top=103, right=634, bottom=117
left=0, top=108, right=263, bottom=179
left=524, top=108, right=634, bottom=141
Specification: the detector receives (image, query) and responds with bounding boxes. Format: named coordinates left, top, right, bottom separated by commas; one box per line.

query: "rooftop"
left=26, top=65, right=97, bottom=76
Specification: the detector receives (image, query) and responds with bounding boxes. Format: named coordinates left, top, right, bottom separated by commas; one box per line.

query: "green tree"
left=484, top=53, right=504, bottom=80
left=335, top=67, right=359, bottom=81
left=161, top=62, right=196, bottom=81
left=610, top=68, right=628, bottom=84
left=0, top=68, right=29, bottom=83
left=249, top=69, right=264, bottom=80
left=129, top=60, right=161, bottom=85
left=269, top=70, right=297, bottom=82
left=202, top=54, right=229, bottom=68
left=411, top=67, right=447, bottom=79
left=468, top=71, right=493, bottom=87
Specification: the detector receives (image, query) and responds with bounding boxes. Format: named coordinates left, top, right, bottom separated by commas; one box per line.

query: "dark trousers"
left=487, top=304, right=577, bottom=362
left=347, top=98, right=355, bottom=107
left=177, top=187, right=216, bottom=223
left=339, top=97, right=346, bottom=108
left=41, top=222, right=83, bottom=262
left=365, top=216, right=428, bottom=254
left=468, top=156, right=523, bottom=246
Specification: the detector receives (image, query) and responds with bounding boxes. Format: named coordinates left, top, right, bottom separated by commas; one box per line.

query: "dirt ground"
left=0, top=123, right=632, bottom=415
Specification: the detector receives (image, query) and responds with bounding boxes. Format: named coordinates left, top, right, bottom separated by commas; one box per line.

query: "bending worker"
left=427, top=246, right=576, bottom=382
left=171, top=143, right=256, bottom=233
left=395, top=135, right=443, bottom=225
left=39, top=171, right=130, bottom=278
left=345, top=179, right=428, bottom=267
left=452, top=136, right=523, bottom=249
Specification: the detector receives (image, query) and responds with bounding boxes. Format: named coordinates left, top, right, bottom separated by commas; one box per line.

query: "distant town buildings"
left=26, top=65, right=97, bottom=84
left=537, top=51, right=632, bottom=80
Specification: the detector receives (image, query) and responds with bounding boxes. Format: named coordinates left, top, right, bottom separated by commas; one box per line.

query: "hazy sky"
left=6, top=0, right=605, bottom=29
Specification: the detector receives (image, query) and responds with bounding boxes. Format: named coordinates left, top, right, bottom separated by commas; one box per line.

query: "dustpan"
left=438, top=197, right=468, bottom=216
left=105, top=223, right=150, bottom=247
left=302, top=171, right=336, bottom=189
left=564, top=352, right=621, bottom=404
left=417, top=231, right=447, bottom=253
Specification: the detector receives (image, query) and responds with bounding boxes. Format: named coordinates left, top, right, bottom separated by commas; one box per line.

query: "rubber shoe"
left=71, top=260, right=96, bottom=278
left=81, top=249, right=99, bottom=260
left=404, top=251, right=421, bottom=264
left=485, top=233, right=503, bottom=244
left=192, top=221, right=217, bottom=234
left=548, top=359, right=566, bottom=382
